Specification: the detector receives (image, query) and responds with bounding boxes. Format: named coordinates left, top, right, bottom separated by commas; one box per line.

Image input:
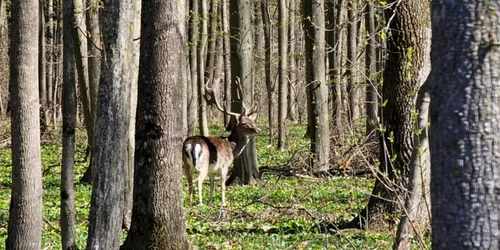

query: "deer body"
left=183, top=114, right=259, bottom=206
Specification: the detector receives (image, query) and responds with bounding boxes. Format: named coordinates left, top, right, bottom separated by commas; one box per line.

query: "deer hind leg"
left=184, top=165, right=194, bottom=206
left=220, top=166, right=229, bottom=207
left=209, top=174, right=215, bottom=204
left=197, top=165, right=208, bottom=205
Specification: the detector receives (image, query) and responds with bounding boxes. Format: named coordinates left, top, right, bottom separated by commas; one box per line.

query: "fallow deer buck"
left=182, top=79, right=260, bottom=206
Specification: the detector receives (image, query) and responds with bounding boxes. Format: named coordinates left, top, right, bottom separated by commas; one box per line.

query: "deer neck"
left=228, top=127, right=250, bottom=158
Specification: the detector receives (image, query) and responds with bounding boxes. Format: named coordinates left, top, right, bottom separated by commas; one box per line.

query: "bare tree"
left=287, top=0, right=297, bottom=122
left=430, top=1, right=500, bottom=248
left=6, top=0, right=43, bottom=248
left=121, top=0, right=189, bottom=247
left=86, top=0, right=136, bottom=248
left=60, top=0, right=78, bottom=247
left=221, top=0, right=232, bottom=128
left=303, top=0, right=330, bottom=171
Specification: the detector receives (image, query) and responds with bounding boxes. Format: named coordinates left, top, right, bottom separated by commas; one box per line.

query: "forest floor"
left=0, top=120, right=430, bottom=249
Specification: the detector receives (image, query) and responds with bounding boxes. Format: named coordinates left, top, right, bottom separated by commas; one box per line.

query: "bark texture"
left=121, top=0, right=189, bottom=248
left=6, top=0, right=43, bottom=248
left=86, top=0, right=135, bottom=248
left=277, top=0, right=288, bottom=150
left=430, top=1, right=500, bottom=249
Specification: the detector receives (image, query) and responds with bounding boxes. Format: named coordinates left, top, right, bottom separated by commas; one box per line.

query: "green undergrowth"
left=0, top=121, right=428, bottom=249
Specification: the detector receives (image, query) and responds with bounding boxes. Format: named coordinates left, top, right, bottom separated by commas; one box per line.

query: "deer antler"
left=234, top=77, right=257, bottom=116
left=204, top=80, right=241, bottom=117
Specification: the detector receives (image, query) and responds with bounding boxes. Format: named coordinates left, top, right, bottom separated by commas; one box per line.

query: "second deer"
left=182, top=79, right=260, bottom=206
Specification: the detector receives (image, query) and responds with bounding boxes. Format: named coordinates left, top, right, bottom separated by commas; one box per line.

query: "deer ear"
left=248, top=113, right=257, bottom=121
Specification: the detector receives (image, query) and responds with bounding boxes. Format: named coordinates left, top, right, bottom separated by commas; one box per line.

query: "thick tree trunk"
left=121, top=0, right=189, bottom=247
left=277, top=0, right=288, bottom=150
left=86, top=0, right=135, bottom=248
left=227, top=0, right=260, bottom=185
left=344, top=0, right=430, bottom=230
left=6, top=0, right=43, bottom=248
left=303, top=0, right=330, bottom=172
left=430, top=1, right=500, bottom=249
left=205, top=0, right=219, bottom=83
left=61, top=0, right=78, bottom=247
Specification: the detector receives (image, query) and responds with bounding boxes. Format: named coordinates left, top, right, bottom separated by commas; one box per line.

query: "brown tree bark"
left=430, top=1, right=500, bottom=248
left=121, top=0, right=189, bottom=247
left=6, top=0, right=43, bottom=248
left=86, top=0, right=136, bottom=248
left=303, top=0, right=330, bottom=172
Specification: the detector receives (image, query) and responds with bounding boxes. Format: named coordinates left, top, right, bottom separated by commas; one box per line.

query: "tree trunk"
left=198, top=0, right=209, bottom=135
left=303, top=0, right=330, bottom=172
left=365, top=0, right=378, bottom=136
left=393, top=81, right=431, bottom=250
left=205, top=0, right=219, bottom=83
left=73, top=0, right=92, bottom=146
left=277, top=0, right=288, bottom=150
left=327, top=0, right=344, bottom=136
left=39, top=2, right=46, bottom=106
left=346, top=0, right=359, bottom=123
left=188, top=0, right=199, bottom=136
left=261, top=0, right=274, bottom=145
left=227, top=0, right=260, bottom=186
left=123, top=0, right=141, bottom=232
left=6, top=0, right=43, bottom=248
left=86, top=0, right=135, bottom=248
left=344, top=0, right=430, bottom=230
left=287, top=0, right=297, bottom=122
left=430, top=1, right=500, bottom=249
left=79, top=0, right=103, bottom=185
left=121, top=0, right=189, bottom=247
left=61, top=0, right=78, bottom=247
left=0, top=0, right=7, bottom=116
left=221, top=0, right=231, bottom=128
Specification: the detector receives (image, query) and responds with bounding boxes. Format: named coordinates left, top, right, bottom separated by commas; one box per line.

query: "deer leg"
left=209, top=174, right=215, bottom=204
left=220, top=167, right=228, bottom=207
left=197, top=167, right=208, bottom=205
left=184, top=166, right=194, bottom=206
